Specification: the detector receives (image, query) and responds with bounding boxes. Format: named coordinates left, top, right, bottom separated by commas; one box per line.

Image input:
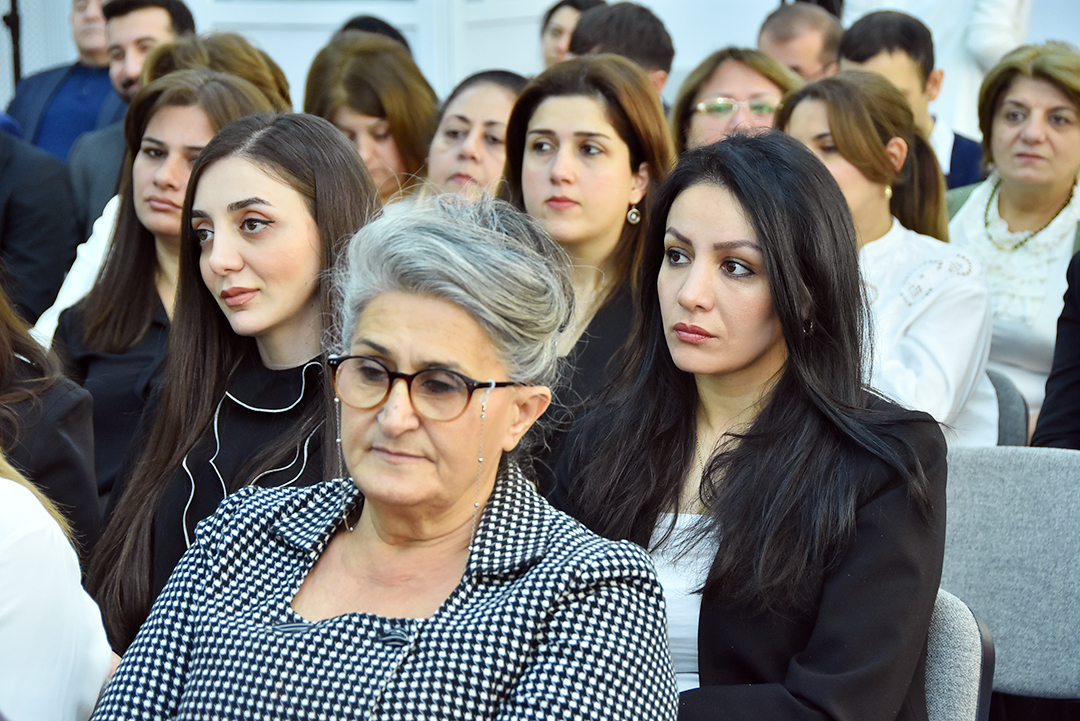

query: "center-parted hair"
left=775, top=70, right=949, bottom=240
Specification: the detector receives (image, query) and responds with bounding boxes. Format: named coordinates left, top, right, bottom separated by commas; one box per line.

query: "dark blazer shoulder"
left=946, top=132, right=986, bottom=190
left=6, top=65, right=74, bottom=139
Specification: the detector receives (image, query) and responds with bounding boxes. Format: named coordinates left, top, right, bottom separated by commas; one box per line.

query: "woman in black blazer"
left=551, top=133, right=947, bottom=721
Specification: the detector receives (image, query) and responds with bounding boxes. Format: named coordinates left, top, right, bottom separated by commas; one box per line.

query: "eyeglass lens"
left=335, top=357, right=473, bottom=421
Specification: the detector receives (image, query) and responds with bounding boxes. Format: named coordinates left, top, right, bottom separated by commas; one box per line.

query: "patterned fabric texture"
left=92, top=465, right=677, bottom=720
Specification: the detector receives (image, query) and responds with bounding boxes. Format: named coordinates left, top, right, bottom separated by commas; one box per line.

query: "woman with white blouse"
left=781, top=70, right=998, bottom=446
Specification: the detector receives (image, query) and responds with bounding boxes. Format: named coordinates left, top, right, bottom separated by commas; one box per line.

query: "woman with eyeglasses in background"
left=671, top=47, right=803, bottom=154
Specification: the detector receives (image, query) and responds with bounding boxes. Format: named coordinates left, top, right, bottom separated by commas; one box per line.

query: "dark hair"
left=837, top=10, right=935, bottom=85
left=541, top=0, right=606, bottom=35
left=0, top=287, right=59, bottom=451
left=305, top=31, right=438, bottom=195
left=775, top=70, right=948, bottom=240
left=87, top=113, right=378, bottom=651
left=567, top=2, right=674, bottom=74
left=103, top=0, right=196, bottom=35
left=143, top=31, right=293, bottom=111
left=759, top=2, right=842, bottom=68
left=504, top=54, right=675, bottom=304
left=561, top=132, right=934, bottom=612
left=76, top=69, right=276, bottom=354
left=671, top=47, right=803, bottom=154
left=339, top=15, right=411, bottom=54
left=439, top=70, right=529, bottom=120
left=979, top=42, right=1080, bottom=166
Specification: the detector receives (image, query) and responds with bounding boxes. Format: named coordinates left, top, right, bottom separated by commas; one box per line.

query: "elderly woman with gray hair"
left=91, top=194, right=677, bottom=720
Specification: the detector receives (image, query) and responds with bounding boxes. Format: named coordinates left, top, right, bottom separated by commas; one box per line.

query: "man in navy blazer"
left=7, top=0, right=126, bottom=161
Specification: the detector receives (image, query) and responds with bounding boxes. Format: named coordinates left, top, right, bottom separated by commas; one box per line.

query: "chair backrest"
left=941, top=446, right=1080, bottom=697
left=985, top=369, right=1028, bottom=446
left=925, top=588, right=995, bottom=721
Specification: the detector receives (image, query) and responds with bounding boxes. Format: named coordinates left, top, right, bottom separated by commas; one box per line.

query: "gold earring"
left=627, top=205, right=641, bottom=225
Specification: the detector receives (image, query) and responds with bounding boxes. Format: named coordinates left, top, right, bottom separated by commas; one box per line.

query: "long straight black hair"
left=560, top=132, right=935, bottom=612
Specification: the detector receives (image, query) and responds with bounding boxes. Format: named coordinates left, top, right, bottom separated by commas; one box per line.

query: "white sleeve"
left=31, top=195, right=120, bottom=349
left=0, top=482, right=112, bottom=721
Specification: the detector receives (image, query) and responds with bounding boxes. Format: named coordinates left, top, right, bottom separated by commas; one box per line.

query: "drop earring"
left=627, top=204, right=641, bottom=225
left=334, top=395, right=356, bottom=533
left=468, top=382, right=496, bottom=551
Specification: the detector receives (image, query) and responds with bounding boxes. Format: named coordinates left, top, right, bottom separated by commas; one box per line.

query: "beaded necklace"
left=984, top=178, right=1074, bottom=251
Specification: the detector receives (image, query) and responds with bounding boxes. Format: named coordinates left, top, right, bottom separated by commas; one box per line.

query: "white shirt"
left=0, top=481, right=112, bottom=721
left=949, top=173, right=1080, bottom=412
left=842, top=0, right=1032, bottom=139
left=31, top=195, right=120, bottom=348
left=861, top=219, right=998, bottom=446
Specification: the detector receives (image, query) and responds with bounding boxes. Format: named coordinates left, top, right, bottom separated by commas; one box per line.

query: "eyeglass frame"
left=327, top=354, right=521, bottom=422
left=693, top=96, right=780, bottom=118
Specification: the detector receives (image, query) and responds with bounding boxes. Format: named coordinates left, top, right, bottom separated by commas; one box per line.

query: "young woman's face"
left=132, top=104, right=215, bottom=246
left=991, top=76, right=1080, bottom=190
left=541, top=5, right=580, bottom=68
left=521, top=94, right=648, bottom=258
left=426, top=83, right=517, bottom=199
left=686, top=61, right=785, bottom=148
left=784, top=98, right=885, bottom=230
left=332, top=106, right=407, bottom=202
left=657, top=183, right=786, bottom=384
left=193, top=156, right=324, bottom=368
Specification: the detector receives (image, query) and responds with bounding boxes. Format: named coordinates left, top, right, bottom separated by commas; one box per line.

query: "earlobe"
left=501, top=386, right=552, bottom=452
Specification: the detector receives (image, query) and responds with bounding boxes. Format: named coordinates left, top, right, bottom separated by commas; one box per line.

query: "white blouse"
left=950, top=173, right=1080, bottom=412
left=860, top=219, right=998, bottom=446
left=0, top=481, right=112, bottom=721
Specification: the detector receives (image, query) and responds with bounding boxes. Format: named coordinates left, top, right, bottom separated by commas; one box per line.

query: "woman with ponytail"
left=780, top=70, right=997, bottom=445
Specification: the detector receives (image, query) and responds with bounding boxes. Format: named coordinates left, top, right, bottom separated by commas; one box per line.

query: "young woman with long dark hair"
left=87, top=113, right=378, bottom=652
left=551, top=132, right=947, bottom=720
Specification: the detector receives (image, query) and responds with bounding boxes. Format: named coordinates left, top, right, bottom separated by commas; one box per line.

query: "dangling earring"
left=468, top=382, right=496, bottom=550
left=334, top=395, right=356, bottom=533
left=884, top=185, right=893, bottom=200
left=627, top=204, right=641, bottom=225
left=802, top=319, right=815, bottom=336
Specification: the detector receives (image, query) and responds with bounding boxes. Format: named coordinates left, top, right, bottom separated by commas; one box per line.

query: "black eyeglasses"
left=328, top=355, right=519, bottom=421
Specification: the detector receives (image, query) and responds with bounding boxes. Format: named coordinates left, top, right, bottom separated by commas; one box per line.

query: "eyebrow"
left=227, top=197, right=272, bottom=212
left=526, top=129, right=612, bottom=139
left=811, top=132, right=833, bottom=142
left=1001, top=98, right=1075, bottom=113
left=351, top=339, right=468, bottom=373
left=140, top=136, right=206, bottom=154
left=666, top=227, right=760, bottom=252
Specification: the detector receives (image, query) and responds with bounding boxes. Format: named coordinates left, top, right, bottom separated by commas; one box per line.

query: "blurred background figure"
left=338, top=14, right=411, bottom=54
left=306, top=30, right=437, bottom=205
left=568, top=1, right=674, bottom=96
left=425, top=70, right=527, bottom=199
left=540, top=0, right=605, bottom=69
left=757, top=1, right=841, bottom=81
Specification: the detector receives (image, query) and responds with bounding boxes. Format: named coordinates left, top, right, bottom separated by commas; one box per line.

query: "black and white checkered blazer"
left=92, top=464, right=678, bottom=720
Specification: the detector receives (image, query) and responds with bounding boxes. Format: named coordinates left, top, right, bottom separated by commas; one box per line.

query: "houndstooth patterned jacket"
left=92, top=464, right=677, bottom=720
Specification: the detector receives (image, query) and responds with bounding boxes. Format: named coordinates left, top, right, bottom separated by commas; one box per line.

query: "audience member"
left=550, top=133, right=946, bottom=717
left=0, top=450, right=112, bottom=721
left=425, top=70, right=527, bottom=199
left=305, top=30, right=437, bottom=205
left=504, top=55, right=674, bottom=421
left=34, top=30, right=290, bottom=346
left=1033, top=250, right=1080, bottom=449
left=567, top=2, right=673, bottom=95
left=338, top=14, right=411, bottom=54
left=67, top=0, right=195, bottom=242
left=540, top=0, right=605, bottom=69
left=780, top=71, right=997, bottom=446
left=0, top=131, right=82, bottom=324
left=92, top=192, right=677, bottom=719
left=0, top=283, right=99, bottom=558
left=839, top=10, right=985, bottom=189
left=87, top=112, right=377, bottom=653
left=6, top=0, right=124, bottom=160
left=948, top=43, right=1080, bottom=420
left=757, top=1, right=841, bottom=81
left=52, top=70, right=274, bottom=515
left=841, top=0, right=1032, bottom=138
left=671, top=47, right=802, bottom=154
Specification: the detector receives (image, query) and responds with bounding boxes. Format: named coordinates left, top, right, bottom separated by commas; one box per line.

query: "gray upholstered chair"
left=941, top=446, right=1080, bottom=699
left=925, top=589, right=994, bottom=721
left=985, top=369, right=1028, bottom=446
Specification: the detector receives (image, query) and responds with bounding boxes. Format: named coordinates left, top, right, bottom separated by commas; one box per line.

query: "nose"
left=85, top=0, right=104, bottom=21
left=123, top=53, right=142, bottom=86
left=1020, top=114, right=1049, bottom=144
left=459, top=127, right=484, bottom=161
left=677, top=259, right=714, bottom=312
left=355, top=136, right=378, bottom=171
left=377, top=377, right=421, bottom=434
left=204, top=227, right=244, bottom=277
left=549, top=146, right=576, bottom=184
left=726, top=105, right=753, bottom=135
left=153, top=153, right=185, bottom=191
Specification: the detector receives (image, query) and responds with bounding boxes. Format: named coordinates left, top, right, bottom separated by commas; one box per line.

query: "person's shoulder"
left=10, top=64, right=73, bottom=98
left=861, top=395, right=947, bottom=492
left=192, top=480, right=341, bottom=549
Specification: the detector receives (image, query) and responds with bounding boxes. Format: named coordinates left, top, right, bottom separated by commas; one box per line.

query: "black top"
left=5, top=359, right=100, bottom=558
left=1032, top=251, right=1080, bottom=449
left=946, top=131, right=987, bottom=190
left=53, top=300, right=170, bottom=511
left=148, top=354, right=326, bottom=598
left=550, top=403, right=947, bottom=721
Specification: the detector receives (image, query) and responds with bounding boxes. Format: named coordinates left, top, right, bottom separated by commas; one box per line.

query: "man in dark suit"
left=66, top=0, right=195, bottom=241
left=6, top=0, right=126, bottom=161
left=838, top=10, right=987, bottom=190
left=0, top=132, right=82, bottom=324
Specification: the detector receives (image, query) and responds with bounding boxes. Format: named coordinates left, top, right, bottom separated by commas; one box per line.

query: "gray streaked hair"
left=334, top=193, right=574, bottom=389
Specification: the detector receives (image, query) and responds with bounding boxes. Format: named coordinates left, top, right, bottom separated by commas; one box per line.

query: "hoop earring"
left=627, top=204, right=641, bottom=225
left=884, top=185, right=893, bottom=200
